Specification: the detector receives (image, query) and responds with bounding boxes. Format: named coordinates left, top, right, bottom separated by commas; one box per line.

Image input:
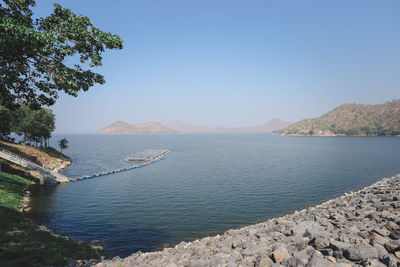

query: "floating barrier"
left=70, top=157, right=165, bottom=182
left=125, top=149, right=170, bottom=162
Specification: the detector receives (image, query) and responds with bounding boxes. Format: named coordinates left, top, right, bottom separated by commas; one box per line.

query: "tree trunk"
left=23, top=133, right=26, bottom=145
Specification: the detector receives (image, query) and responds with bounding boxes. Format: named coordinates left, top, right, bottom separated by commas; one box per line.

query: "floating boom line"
left=70, top=149, right=169, bottom=182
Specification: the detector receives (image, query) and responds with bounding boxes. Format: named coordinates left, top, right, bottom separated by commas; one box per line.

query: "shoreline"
left=96, top=174, right=400, bottom=266
left=21, top=158, right=71, bottom=212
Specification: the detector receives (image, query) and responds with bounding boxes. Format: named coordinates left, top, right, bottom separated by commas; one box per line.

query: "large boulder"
left=343, top=245, right=379, bottom=261
left=272, top=247, right=291, bottom=263
left=292, top=221, right=325, bottom=239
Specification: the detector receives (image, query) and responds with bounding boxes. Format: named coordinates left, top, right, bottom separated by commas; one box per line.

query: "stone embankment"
left=95, top=174, right=400, bottom=267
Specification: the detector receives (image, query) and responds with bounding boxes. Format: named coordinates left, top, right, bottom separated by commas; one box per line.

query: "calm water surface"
left=29, top=134, right=400, bottom=257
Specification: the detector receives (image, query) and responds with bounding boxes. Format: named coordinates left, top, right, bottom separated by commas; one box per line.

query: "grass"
left=0, top=171, right=109, bottom=266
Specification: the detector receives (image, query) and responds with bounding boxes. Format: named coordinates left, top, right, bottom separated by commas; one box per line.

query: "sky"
left=32, top=1, right=400, bottom=133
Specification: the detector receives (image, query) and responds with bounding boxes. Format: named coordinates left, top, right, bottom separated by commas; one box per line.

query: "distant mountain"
left=280, top=100, right=400, bottom=136
left=166, top=120, right=214, bottom=133
left=133, top=121, right=177, bottom=133
left=248, top=119, right=293, bottom=133
left=98, top=121, right=177, bottom=134
left=166, top=119, right=292, bottom=133
left=97, top=121, right=135, bottom=134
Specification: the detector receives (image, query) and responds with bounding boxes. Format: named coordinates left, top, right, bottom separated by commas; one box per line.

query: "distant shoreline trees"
left=280, top=100, right=400, bottom=136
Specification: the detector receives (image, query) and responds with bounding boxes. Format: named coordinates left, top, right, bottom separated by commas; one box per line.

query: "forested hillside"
left=280, top=100, right=400, bottom=136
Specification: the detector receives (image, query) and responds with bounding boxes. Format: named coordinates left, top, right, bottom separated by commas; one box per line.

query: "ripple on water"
left=30, top=134, right=400, bottom=257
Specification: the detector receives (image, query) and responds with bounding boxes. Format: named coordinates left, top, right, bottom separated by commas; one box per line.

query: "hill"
left=98, top=121, right=177, bottom=134
left=280, top=100, right=400, bottom=136
left=97, top=121, right=135, bottom=134
left=248, top=119, right=292, bottom=133
left=166, top=119, right=291, bottom=133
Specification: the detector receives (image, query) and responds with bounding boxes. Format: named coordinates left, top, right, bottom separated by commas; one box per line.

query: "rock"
left=370, top=232, right=389, bottom=245
left=366, top=212, right=380, bottom=220
left=312, top=236, right=330, bottom=249
left=364, top=259, right=386, bottom=267
left=343, top=245, right=379, bottom=261
left=381, top=255, right=399, bottom=267
left=389, top=229, right=400, bottom=240
left=330, top=240, right=352, bottom=251
left=326, top=256, right=336, bottom=263
left=395, top=251, right=400, bottom=259
left=259, top=255, right=274, bottom=267
left=332, top=264, right=352, bottom=267
left=386, top=222, right=399, bottom=231
left=373, top=227, right=390, bottom=237
left=272, top=247, right=291, bottom=263
left=306, top=252, right=332, bottom=267
left=320, top=248, right=333, bottom=256
left=242, top=256, right=256, bottom=266
left=293, top=249, right=311, bottom=265
left=281, top=256, right=305, bottom=267
left=371, top=242, right=389, bottom=259
left=384, top=239, right=400, bottom=252
left=292, top=221, right=324, bottom=239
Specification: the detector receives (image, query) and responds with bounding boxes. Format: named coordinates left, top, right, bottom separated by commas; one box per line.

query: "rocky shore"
left=94, top=174, right=400, bottom=267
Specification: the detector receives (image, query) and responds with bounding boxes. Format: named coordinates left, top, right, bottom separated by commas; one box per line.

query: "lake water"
left=29, top=134, right=400, bottom=257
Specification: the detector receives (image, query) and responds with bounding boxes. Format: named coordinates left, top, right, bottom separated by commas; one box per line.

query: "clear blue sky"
left=33, top=1, right=400, bottom=133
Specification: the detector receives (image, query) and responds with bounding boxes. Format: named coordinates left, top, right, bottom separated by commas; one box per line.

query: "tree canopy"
left=0, top=105, right=55, bottom=146
left=0, top=0, right=123, bottom=109
left=58, top=137, right=68, bottom=153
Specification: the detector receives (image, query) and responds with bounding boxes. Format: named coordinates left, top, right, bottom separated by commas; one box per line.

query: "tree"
left=0, top=106, right=11, bottom=138
left=58, top=137, right=68, bottom=154
left=5, top=105, right=55, bottom=146
left=0, top=0, right=123, bottom=109
left=27, top=108, right=55, bottom=147
left=10, top=105, right=32, bottom=144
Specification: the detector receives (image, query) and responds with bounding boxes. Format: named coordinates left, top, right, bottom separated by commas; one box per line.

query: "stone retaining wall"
left=94, top=174, right=400, bottom=267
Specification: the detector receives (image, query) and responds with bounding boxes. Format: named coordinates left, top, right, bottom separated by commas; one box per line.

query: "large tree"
left=0, top=0, right=123, bottom=109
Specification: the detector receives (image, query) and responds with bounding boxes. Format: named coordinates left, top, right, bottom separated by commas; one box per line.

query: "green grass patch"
left=0, top=172, right=109, bottom=266
left=0, top=172, right=32, bottom=211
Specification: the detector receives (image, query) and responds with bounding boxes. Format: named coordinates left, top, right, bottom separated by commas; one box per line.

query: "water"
left=29, top=134, right=400, bottom=257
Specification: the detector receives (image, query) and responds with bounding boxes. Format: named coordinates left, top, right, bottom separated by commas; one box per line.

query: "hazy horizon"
left=32, top=1, right=400, bottom=134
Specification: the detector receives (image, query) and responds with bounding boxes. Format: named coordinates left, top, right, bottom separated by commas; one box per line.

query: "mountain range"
left=97, top=121, right=177, bottom=134
left=98, top=119, right=292, bottom=134
left=280, top=99, right=400, bottom=136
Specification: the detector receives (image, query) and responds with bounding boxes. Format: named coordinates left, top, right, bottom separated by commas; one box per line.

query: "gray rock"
left=320, top=248, right=333, bottom=256
left=381, top=255, right=399, bottom=267
left=373, top=227, right=390, bottom=237
left=272, top=247, right=291, bottom=263
left=258, top=255, right=274, bottom=267
left=306, top=252, right=332, bottom=267
left=281, top=256, right=305, bottom=267
left=389, top=229, right=400, bottom=240
left=371, top=242, right=389, bottom=259
left=293, top=249, right=312, bottom=265
left=364, top=259, right=386, bottom=267
left=329, top=240, right=352, bottom=251
left=312, top=236, right=330, bottom=249
left=292, top=221, right=325, bottom=239
left=384, top=239, right=400, bottom=252
left=343, top=245, right=379, bottom=261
